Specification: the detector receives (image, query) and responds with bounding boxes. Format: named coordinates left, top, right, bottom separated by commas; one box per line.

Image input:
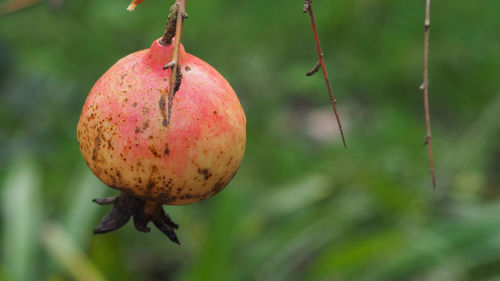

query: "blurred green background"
left=1, top=0, right=500, bottom=280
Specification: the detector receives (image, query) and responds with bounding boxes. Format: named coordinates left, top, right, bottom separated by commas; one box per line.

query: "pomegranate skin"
left=77, top=38, right=246, bottom=205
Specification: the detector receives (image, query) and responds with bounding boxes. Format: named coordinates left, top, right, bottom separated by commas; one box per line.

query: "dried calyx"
left=93, top=192, right=180, bottom=244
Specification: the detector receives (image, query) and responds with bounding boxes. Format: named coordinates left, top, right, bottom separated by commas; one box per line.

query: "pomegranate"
left=77, top=37, right=246, bottom=243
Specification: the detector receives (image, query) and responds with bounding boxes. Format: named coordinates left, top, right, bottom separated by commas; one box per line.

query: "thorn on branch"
left=163, top=62, right=175, bottom=70
left=306, top=61, right=321, bottom=76
left=423, top=136, right=431, bottom=146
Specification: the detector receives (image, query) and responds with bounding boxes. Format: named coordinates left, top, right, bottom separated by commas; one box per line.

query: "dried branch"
left=127, top=0, right=143, bottom=11
left=0, top=0, right=41, bottom=16
left=420, top=0, right=436, bottom=188
left=303, top=0, right=347, bottom=148
left=160, top=0, right=186, bottom=126
left=0, top=0, right=63, bottom=16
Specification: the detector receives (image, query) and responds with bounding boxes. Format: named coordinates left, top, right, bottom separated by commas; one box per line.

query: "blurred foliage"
left=1, top=0, right=500, bottom=280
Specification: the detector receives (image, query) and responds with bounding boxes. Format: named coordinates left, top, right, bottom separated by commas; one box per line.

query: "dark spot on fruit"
left=159, top=96, right=168, bottom=127
left=146, top=180, right=156, bottom=193
left=213, top=178, right=227, bottom=193
left=164, top=143, right=170, bottom=155
left=110, top=175, right=117, bottom=185
left=92, top=134, right=101, bottom=161
left=213, top=111, right=217, bottom=115
left=185, top=66, right=191, bottom=72
left=183, top=194, right=194, bottom=199
left=142, top=120, right=150, bottom=130
left=149, top=146, right=159, bottom=158
left=132, top=102, right=137, bottom=107
left=135, top=126, right=141, bottom=133
left=198, top=168, right=212, bottom=180
left=159, top=97, right=166, bottom=113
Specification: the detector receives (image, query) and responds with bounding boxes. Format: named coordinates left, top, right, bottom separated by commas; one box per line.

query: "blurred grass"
left=40, top=223, right=107, bottom=281
left=2, top=156, right=41, bottom=281
left=1, top=0, right=500, bottom=280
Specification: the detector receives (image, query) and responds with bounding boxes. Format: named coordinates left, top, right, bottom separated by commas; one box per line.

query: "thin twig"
left=166, top=0, right=185, bottom=126
left=159, top=0, right=186, bottom=126
left=303, top=0, right=347, bottom=148
left=421, top=0, right=436, bottom=188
